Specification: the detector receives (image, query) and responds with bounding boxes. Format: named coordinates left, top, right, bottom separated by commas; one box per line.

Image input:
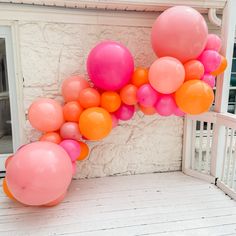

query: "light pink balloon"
left=151, top=6, right=208, bottom=63
left=44, top=192, right=66, bottom=207
left=28, top=98, right=64, bottom=132
left=155, top=94, right=177, bottom=116
left=201, top=74, right=216, bottom=88
left=111, top=114, right=119, bottom=128
left=87, top=41, right=134, bottom=91
left=114, top=104, right=135, bottom=121
left=198, top=50, right=221, bottom=73
left=205, top=34, right=222, bottom=52
left=59, top=140, right=81, bottom=162
left=60, top=122, right=81, bottom=141
left=149, top=57, right=185, bottom=94
left=137, top=84, right=159, bottom=107
left=6, top=141, right=72, bottom=206
left=174, top=107, right=185, bottom=117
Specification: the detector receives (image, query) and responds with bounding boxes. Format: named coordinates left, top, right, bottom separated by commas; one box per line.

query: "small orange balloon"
left=5, top=155, right=13, bottom=169
left=77, top=142, right=89, bottom=161
left=79, top=88, right=100, bottom=108
left=2, top=178, right=15, bottom=200
left=39, top=132, right=62, bottom=144
left=139, top=105, right=156, bottom=115
left=131, top=68, right=149, bottom=88
left=211, top=56, right=227, bottom=76
left=63, top=101, right=83, bottom=122
left=101, top=91, right=121, bottom=112
left=175, top=80, right=214, bottom=115
left=120, top=84, right=138, bottom=105
left=184, top=60, right=204, bottom=81
left=79, top=107, right=112, bottom=141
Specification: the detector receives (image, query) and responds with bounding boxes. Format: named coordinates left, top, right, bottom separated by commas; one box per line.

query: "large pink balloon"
left=28, top=98, right=64, bottom=132
left=87, top=41, right=134, bottom=91
left=137, top=84, right=159, bottom=107
left=6, top=141, right=72, bottom=206
left=149, top=57, right=185, bottom=94
left=60, top=122, right=81, bottom=141
left=151, top=6, right=208, bottom=63
left=155, top=94, right=177, bottom=116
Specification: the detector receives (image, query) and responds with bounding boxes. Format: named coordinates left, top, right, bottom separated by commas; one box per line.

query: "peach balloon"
left=28, top=98, right=64, bottom=132
left=101, top=91, right=121, bottom=112
left=184, top=60, right=204, bottom=81
left=131, top=68, right=149, bottom=88
left=60, top=122, right=81, bottom=141
left=139, top=105, right=156, bottom=115
left=62, top=75, right=89, bottom=102
left=78, top=88, right=100, bottom=108
left=40, top=132, right=62, bottom=144
left=63, top=101, right=83, bottom=122
left=120, top=84, right=138, bottom=105
left=77, top=141, right=89, bottom=161
left=211, top=56, right=227, bottom=76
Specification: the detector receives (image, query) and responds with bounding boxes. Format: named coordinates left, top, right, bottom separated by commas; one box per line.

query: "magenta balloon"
left=6, top=141, right=72, bottom=206
left=151, top=6, right=208, bottom=63
left=174, top=107, right=185, bottom=117
left=87, top=41, right=134, bottom=91
left=60, top=140, right=81, bottom=162
left=137, top=84, right=159, bottom=107
left=114, top=104, right=135, bottom=121
left=198, top=50, right=221, bottom=73
left=205, top=34, right=222, bottom=52
left=155, top=94, right=177, bottom=116
left=201, top=74, right=216, bottom=88
left=60, top=122, right=81, bottom=141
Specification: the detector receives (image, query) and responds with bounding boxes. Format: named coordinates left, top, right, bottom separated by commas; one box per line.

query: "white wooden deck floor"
left=1, top=172, right=236, bottom=236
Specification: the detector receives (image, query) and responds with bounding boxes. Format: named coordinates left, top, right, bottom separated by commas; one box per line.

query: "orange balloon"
left=63, top=101, right=83, bottom=122
left=175, top=80, right=214, bottom=115
left=131, top=68, right=149, bottom=88
left=77, top=142, right=89, bottom=161
left=211, top=56, right=227, bottom=76
left=79, top=107, right=112, bottom=141
left=139, top=105, right=156, bottom=115
left=40, top=132, right=62, bottom=144
left=101, top=91, right=121, bottom=112
left=5, top=155, right=13, bottom=169
left=2, top=178, right=15, bottom=200
left=120, top=84, right=138, bottom=105
left=79, top=88, right=100, bottom=108
left=44, top=192, right=66, bottom=207
left=184, top=60, right=204, bottom=81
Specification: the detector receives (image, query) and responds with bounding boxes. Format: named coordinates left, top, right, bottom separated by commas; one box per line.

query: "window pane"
left=0, top=38, right=13, bottom=154
left=233, top=43, right=236, bottom=58
left=232, top=59, right=236, bottom=73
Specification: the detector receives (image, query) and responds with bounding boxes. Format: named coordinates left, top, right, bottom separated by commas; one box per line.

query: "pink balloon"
left=137, top=84, right=159, bottom=107
left=114, top=104, right=135, bottom=121
left=72, top=162, right=77, bottom=176
left=205, top=34, right=222, bottom=52
left=149, top=57, right=185, bottom=94
left=44, top=192, right=66, bottom=207
left=87, top=41, right=134, bottom=91
left=60, top=122, right=81, bottom=141
left=198, top=50, right=221, bottom=73
left=61, top=75, right=90, bottom=102
left=201, top=74, right=216, bottom=88
left=174, top=107, right=185, bottom=117
left=28, top=98, right=64, bottom=132
left=155, top=94, right=177, bottom=116
left=111, top=114, right=119, bottom=128
left=6, top=141, right=72, bottom=206
left=59, top=140, right=81, bottom=162
left=151, top=6, right=208, bottom=63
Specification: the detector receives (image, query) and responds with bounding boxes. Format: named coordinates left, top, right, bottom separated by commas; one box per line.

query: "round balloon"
left=201, top=74, right=216, bottom=88
left=78, top=88, right=101, bottom=108
left=137, top=84, right=159, bottom=107
left=131, top=68, right=149, bottom=88
left=205, top=34, right=222, bottom=52
left=60, top=122, right=81, bottom=141
left=175, top=80, right=214, bottom=115
left=77, top=141, right=89, bottom=161
left=44, top=192, right=66, bottom=207
left=114, top=104, right=135, bottom=121
left=151, top=6, right=208, bottom=63
left=111, top=114, right=119, bottom=128
left=60, top=140, right=81, bottom=162
left=100, top=91, right=121, bottom=113
left=184, top=60, right=204, bottom=81
left=87, top=41, right=134, bottom=91
left=2, top=178, right=15, bottom=200
left=63, top=101, right=83, bottom=122
left=40, top=132, right=62, bottom=144
left=155, top=94, right=177, bottom=116
left=28, top=98, right=64, bottom=132
left=139, top=105, right=156, bottom=115
left=5, top=141, right=72, bottom=206
left=211, top=56, right=227, bottom=76
left=120, top=84, right=138, bottom=105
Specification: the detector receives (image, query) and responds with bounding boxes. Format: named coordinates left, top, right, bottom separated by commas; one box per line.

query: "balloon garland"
left=3, top=6, right=227, bottom=206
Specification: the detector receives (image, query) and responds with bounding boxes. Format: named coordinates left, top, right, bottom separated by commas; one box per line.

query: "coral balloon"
left=79, top=107, right=112, bottom=141
left=44, top=192, right=66, bottom=207
left=60, top=122, right=81, bottom=141
left=137, top=84, right=159, bottom=107
left=211, top=56, right=227, bottom=76
left=2, top=178, right=15, bottom=200
left=149, top=57, right=185, bottom=94
left=60, top=140, right=81, bottom=162
left=155, top=94, right=177, bottom=116
left=201, top=74, right=216, bottom=88
left=131, top=68, right=149, bottom=88
left=205, top=34, right=222, bottom=52
left=63, top=101, right=83, bottom=122
left=87, top=41, right=134, bottom=91
left=62, top=75, right=89, bottom=102
left=101, top=91, right=121, bottom=112
left=40, top=132, right=62, bottom=144
left=79, top=88, right=100, bottom=108
left=151, top=6, right=208, bottom=63
left=77, top=141, right=89, bottom=161
left=175, top=80, right=214, bottom=115
left=114, top=104, right=135, bottom=121
left=184, top=60, right=204, bottom=81
left=5, top=155, right=13, bottom=169
left=139, top=105, right=156, bottom=115
left=28, top=98, right=64, bottom=132
left=120, top=84, right=138, bottom=105
left=5, top=141, right=72, bottom=206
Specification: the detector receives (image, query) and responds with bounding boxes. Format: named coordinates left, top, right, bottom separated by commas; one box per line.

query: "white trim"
left=216, top=179, right=236, bottom=200
left=208, top=8, right=222, bottom=27
left=183, top=169, right=215, bottom=184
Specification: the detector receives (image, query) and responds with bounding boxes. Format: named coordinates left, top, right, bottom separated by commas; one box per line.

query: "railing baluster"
left=226, top=129, right=235, bottom=186
left=198, top=121, right=204, bottom=172
left=221, top=127, right=229, bottom=182
left=191, top=120, right=196, bottom=170
left=205, top=122, right=211, bottom=174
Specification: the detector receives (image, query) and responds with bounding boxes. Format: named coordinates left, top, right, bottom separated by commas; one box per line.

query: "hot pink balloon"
left=155, top=94, right=177, bottom=116
left=205, top=34, right=222, bottom=52
left=137, top=84, right=159, bottom=107
left=201, top=74, right=216, bottom=88
left=87, top=41, right=134, bottom=91
left=60, top=122, right=81, bottom=141
left=28, top=98, right=64, bottom=132
left=174, top=107, right=185, bottom=117
left=111, top=114, right=119, bottom=128
left=149, top=57, right=185, bottom=94
left=114, top=104, right=135, bottom=121
left=60, top=139, right=81, bottom=162
left=198, top=50, right=221, bottom=73
left=5, top=141, right=72, bottom=206
left=151, top=6, right=208, bottom=63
